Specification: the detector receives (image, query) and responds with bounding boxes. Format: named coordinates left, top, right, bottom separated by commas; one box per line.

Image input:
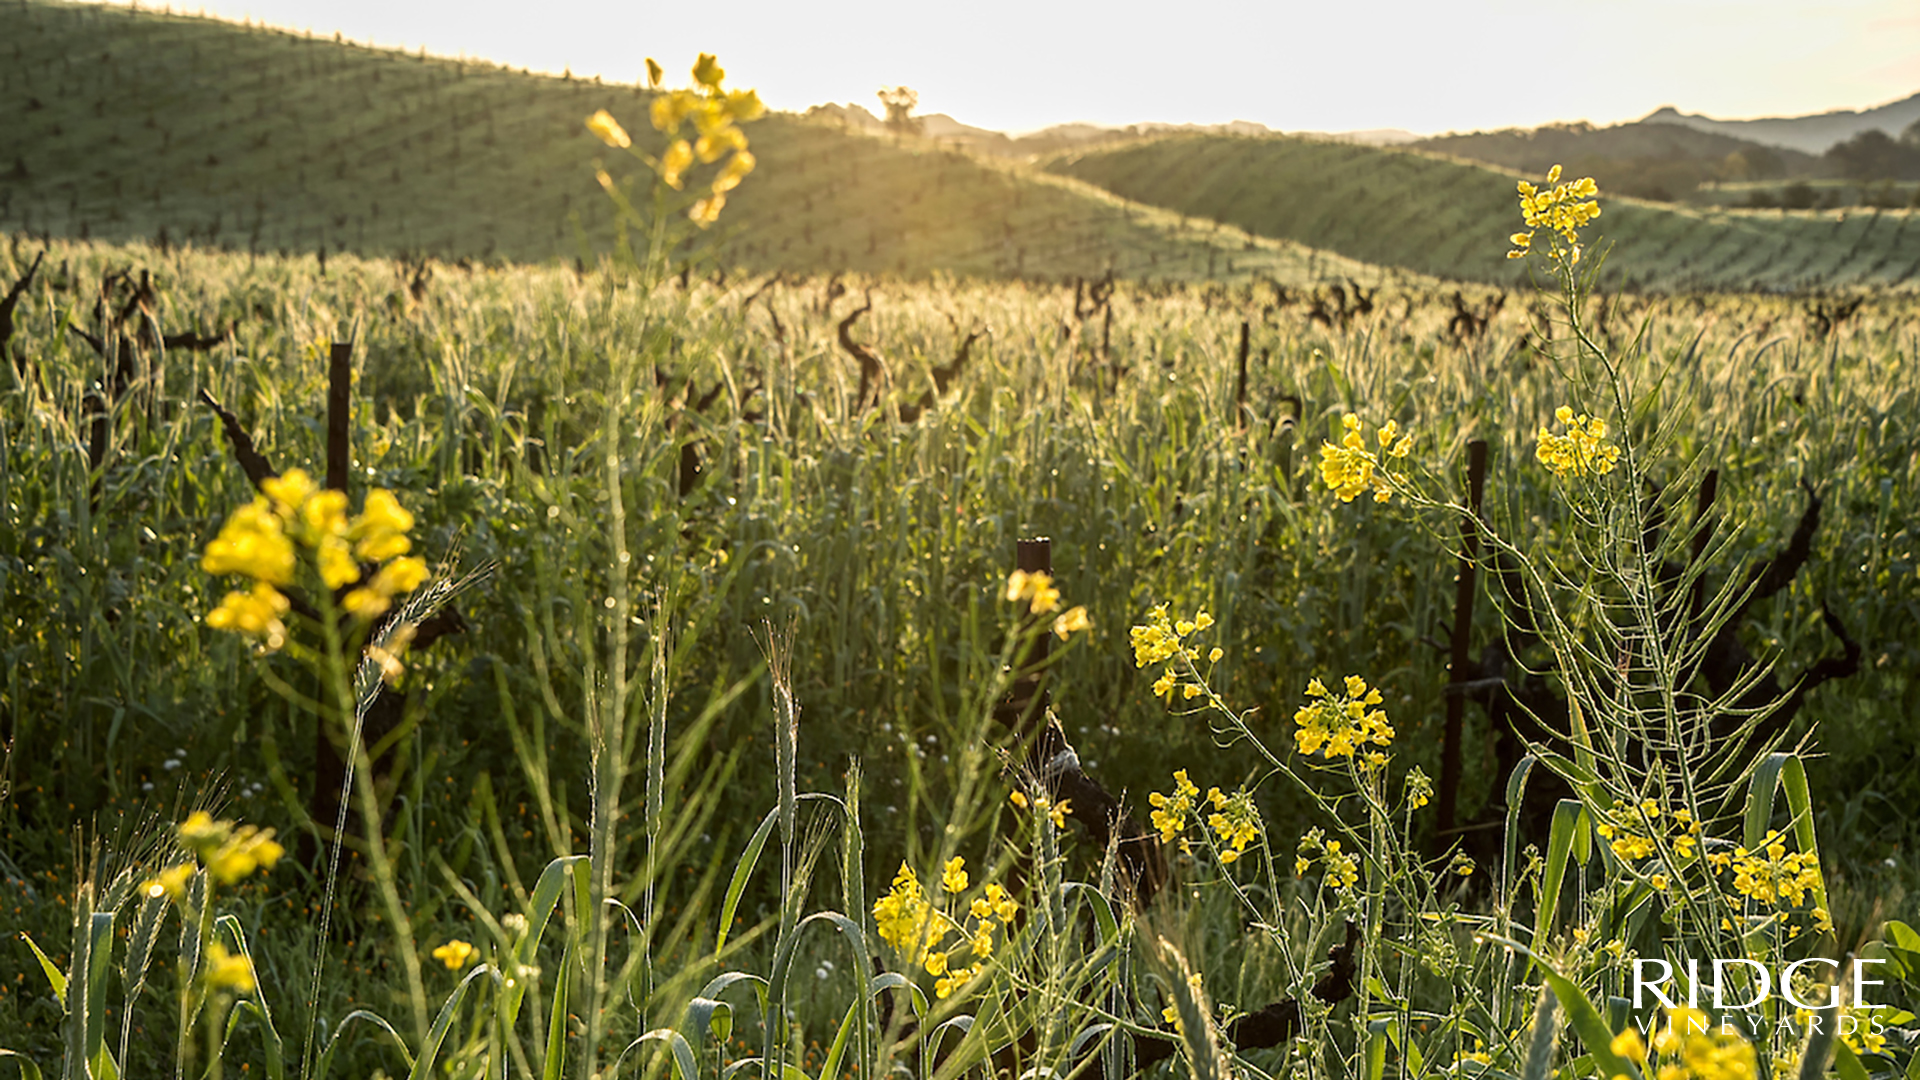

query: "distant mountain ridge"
left=1641, top=93, right=1920, bottom=154
left=802, top=104, right=1417, bottom=155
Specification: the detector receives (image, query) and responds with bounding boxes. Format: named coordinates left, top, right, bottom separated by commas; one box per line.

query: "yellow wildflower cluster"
left=1147, top=769, right=1200, bottom=845
left=1319, top=414, right=1412, bottom=504
left=1129, top=606, right=1218, bottom=700
left=432, top=939, right=478, bottom=971
left=1204, top=786, right=1262, bottom=864
left=1507, top=164, right=1601, bottom=263
left=871, top=858, right=1016, bottom=999
left=1005, top=569, right=1089, bottom=639
left=1711, top=830, right=1823, bottom=910
left=1596, top=799, right=1701, bottom=863
left=1294, top=827, right=1360, bottom=890
left=203, top=469, right=428, bottom=651
left=202, top=942, right=256, bottom=994
left=598, top=53, right=764, bottom=227
left=1008, top=789, right=1072, bottom=828
left=1292, top=675, right=1393, bottom=760
left=1536, top=405, right=1621, bottom=479
left=873, top=862, right=933, bottom=958
left=1611, top=1007, right=1757, bottom=1080
left=143, top=811, right=284, bottom=902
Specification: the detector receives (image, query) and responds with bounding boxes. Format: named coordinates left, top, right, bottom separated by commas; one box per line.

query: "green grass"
left=4, top=7, right=1920, bottom=1073
left=2, top=226, right=1917, bottom=1075
left=1043, top=133, right=1920, bottom=291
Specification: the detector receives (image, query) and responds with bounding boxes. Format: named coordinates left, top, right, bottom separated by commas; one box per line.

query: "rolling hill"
left=1044, top=134, right=1920, bottom=291
left=1411, top=120, right=1829, bottom=203
left=0, top=0, right=1391, bottom=286
left=4, top=0, right=1914, bottom=292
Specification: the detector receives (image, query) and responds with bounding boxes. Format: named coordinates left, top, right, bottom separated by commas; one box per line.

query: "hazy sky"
left=129, top=0, right=1919, bottom=135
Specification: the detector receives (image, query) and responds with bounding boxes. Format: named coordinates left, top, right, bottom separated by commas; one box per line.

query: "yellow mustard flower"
left=1536, top=405, right=1622, bottom=478
left=205, top=581, right=292, bottom=653
left=202, top=499, right=296, bottom=585
left=984, top=882, right=1018, bottom=924
left=650, top=94, right=688, bottom=134
left=1205, top=786, right=1262, bottom=863
left=933, top=964, right=980, bottom=1000
left=872, top=862, right=934, bottom=960
left=688, top=193, right=726, bottom=227
left=941, top=856, right=969, bottom=895
left=1508, top=164, right=1602, bottom=263
left=660, top=139, right=694, bottom=190
left=1293, top=674, right=1393, bottom=759
left=342, top=556, right=429, bottom=620
left=206, top=476, right=426, bottom=639
left=1005, top=569, right=1061, bottom=615
left=350, top=489, right=414, bottom=560
left=1319, top=413, right=1413, bottom=503
left=1130, top=605, right=1215, bottom=700
left=1611, top=1029, right=1648, bottom=1064
left=432, top=940, right=477, bottom=970
left=695, top=125, right=747, bottom=165
left=1323, top=840, right=1360, bottom=889
left=1016, top=795, right=1072, bottom=829
left=1148, top=769, right=1201, bottom=843
left=586, top=109, right=632, bottom=149
left=259, top=468, right=317, bottom=515
left=1051, top=605, right=1090, bottom=640
left=205, top=825, right=285, bottom=885
left=691, top=53, right=724, bottom=88
left=626, top=54, right=761, bottom=227
left=178, top=810, right=228, bottom=857
left=202, top=942, right=256, bottom=994
left=143, top=862, right=195, bottom=902
left=1721, top=830, right=1823, bottom=908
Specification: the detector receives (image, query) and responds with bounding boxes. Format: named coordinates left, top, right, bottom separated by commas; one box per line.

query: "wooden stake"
left=1437, top=439, right=1487, bottom=837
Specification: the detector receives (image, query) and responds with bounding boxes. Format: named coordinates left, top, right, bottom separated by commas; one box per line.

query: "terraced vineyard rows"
left=1045, top=134, right=1920, bottom=291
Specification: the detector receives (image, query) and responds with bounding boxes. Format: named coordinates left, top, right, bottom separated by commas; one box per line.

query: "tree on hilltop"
left=878, top=86, right=922, bottom=136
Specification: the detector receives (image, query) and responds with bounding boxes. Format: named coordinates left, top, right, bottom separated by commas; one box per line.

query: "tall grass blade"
left=407, top=965, right=495, bottom=1080
left=17, top=933, right=66, bottom=1008
left=717, top=809, right=779, bottom=956
left=616, top=1030, right=698, bottom=1080
left=505, top=855, right=588, bottom=1028
left=311, top=1011, right=414, bottom=1080
left=1532, top=799, right=1589, bottom=947
left=215, top=915, right=284, bottom=1080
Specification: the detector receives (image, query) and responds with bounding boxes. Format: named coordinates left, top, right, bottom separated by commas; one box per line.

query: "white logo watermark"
left=1630, top=958, right=1887, bottom=1038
